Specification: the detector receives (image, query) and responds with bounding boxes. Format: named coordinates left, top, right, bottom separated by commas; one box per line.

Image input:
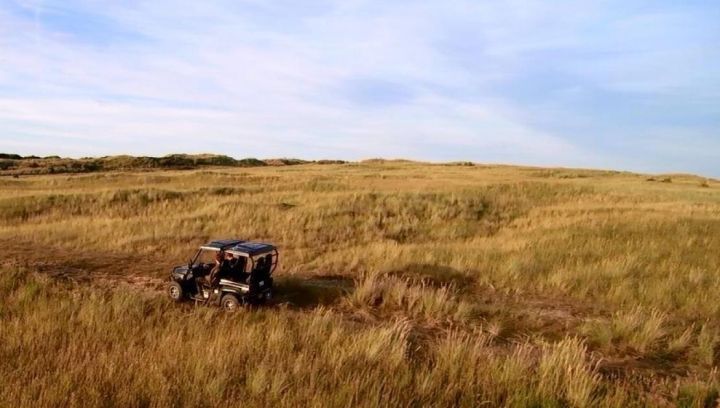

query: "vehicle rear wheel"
left=168, top=281, right=184, bottom=302
left=221, top=294, right=241, bottom=311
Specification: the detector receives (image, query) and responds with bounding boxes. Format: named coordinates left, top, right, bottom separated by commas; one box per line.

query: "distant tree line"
left=0, top=153, right=347, bottom=176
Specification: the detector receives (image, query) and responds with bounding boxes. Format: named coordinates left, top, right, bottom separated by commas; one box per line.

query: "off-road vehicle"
left=167, top=239, right=278, bottom=310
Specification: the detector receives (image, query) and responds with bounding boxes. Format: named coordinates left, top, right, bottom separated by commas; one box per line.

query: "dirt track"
left=0, top=238, right=355, bottom=308
left=1, top=238, right=168, bottom=291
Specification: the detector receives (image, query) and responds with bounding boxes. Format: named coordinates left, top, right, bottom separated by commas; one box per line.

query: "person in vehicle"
left=229, top=255, right=248, bottom=282
left=208, top=251, right=229, bottom=287
left=194, top=251, right=224, bottom=295
left=254, top=257, right=266, bottom=274
left=221, top=252, right=237, bottom=281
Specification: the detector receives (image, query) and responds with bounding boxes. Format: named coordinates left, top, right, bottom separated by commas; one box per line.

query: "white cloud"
left=0, top=0, right=717, bottom=175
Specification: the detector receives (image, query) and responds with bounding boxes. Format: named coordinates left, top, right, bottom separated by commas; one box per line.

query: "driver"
left=207, top=251, right=226, bottom=288
left=222, top=252, right=237, bottom=280
left=195, top=250, right=223, bottom=292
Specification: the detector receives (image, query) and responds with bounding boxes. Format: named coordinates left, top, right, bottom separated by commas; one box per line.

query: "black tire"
left=168, top=281, right=184, bottom=302
left=221, top=294, right=241, bottom=311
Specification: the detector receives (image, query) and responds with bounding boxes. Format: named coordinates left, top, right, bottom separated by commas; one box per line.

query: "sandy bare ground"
left=1, top=238, right=167, bottom=289
left=0, top=237, right=355, bottom=305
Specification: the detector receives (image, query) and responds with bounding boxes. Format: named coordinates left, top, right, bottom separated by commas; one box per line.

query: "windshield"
left=193, top=249, right=219, bottom=266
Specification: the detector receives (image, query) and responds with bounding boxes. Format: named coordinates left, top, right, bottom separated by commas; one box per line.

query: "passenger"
left=229, top=255, right=248, bottom=282
left=254, top=257, right=266, bottom=274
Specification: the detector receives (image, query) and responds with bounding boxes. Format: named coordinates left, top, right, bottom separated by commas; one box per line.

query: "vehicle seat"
left=263, top=254, right=273, bottom=276
left=248, top=258, right=266, bottom=291
left=233, top=258, right=249, bottom=282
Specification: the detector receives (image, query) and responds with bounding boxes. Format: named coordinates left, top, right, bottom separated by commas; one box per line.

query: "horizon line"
left=1, top=152, right=716, bottom=179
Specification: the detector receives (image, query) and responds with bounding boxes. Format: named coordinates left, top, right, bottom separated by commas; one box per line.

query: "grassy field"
left=1, top=160, right=719, bottom=407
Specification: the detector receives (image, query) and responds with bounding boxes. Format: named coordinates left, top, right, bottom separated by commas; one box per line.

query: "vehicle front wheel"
left=168, top=281, right=184, bottom=302
left=221, top=294, right=241, bottom=311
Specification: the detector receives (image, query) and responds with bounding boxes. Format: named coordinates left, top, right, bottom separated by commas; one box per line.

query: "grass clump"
left=693, top=324, right=719, bottom=367
left=349, top=273, right=476, bottom=322
left=538, top=338, right=600, bottom=407
left=582, top=308, right=666, bottom=354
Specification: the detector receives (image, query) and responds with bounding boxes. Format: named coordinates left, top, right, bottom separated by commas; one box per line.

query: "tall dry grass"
left=1, top=161, right=719, bottom=406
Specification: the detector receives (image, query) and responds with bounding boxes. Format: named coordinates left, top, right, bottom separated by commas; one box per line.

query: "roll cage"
left=190, top=241, right=279, bottom=275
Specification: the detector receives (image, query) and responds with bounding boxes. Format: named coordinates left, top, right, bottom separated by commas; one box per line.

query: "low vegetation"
left=1, top=160, right=718, bottom=406
left=0, top=153, right=346, bottom=176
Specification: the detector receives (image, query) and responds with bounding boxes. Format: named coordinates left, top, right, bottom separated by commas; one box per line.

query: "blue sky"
left=0, top=0, right=718, bottom=175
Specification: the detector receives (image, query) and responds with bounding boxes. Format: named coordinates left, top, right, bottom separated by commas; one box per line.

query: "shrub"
left=0, top=160, right=15, bottom=170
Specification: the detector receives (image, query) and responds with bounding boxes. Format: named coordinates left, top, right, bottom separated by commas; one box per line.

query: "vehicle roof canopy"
left=201, top=239, right=277, bottom=257
left=204, top=239, right=244, bottom=249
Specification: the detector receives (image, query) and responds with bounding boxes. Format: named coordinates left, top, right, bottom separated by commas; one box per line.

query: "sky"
left=0, top=0, right=718, bottom=176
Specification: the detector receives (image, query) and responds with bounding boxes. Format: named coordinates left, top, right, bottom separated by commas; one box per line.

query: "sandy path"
left=0, top=238, right=168, bottom=290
